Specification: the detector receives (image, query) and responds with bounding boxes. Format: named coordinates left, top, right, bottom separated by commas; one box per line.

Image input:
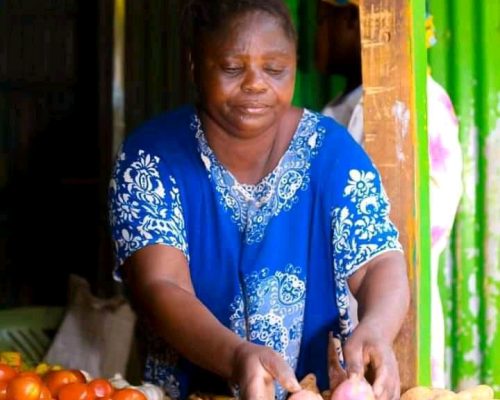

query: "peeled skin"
left=300, top=374, right=321, bottom=394
left=288, top=374, right=323, bottom=400
left=289, top=389, right=324, bottom=400
left=329, top=375, right=375, bottom=400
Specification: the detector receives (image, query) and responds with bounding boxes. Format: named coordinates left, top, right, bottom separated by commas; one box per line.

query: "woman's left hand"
left=342, top=323, right=400, bottom=400
left=345, top=252, right=409, bottom=400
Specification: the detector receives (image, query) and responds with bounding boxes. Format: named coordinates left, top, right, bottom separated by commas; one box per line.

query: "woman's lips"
left=235, top=104, right=270, bottom=114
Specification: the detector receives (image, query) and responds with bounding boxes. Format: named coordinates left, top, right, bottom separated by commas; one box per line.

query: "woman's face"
left=194, top=11, right=297, bottom=138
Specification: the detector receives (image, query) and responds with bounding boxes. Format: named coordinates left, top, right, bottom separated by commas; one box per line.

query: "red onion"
left=330, top=375, right=375, bottom=400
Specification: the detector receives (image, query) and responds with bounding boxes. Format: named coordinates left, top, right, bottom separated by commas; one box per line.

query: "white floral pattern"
left=107, top=107, right=405, bottom=398
left=109, top=149, right=189, bottom=278
left=143, top=334, right=181, bottom=399
left=192, top=111, right=325, bottom=244
left=229, top=265, right=306, bottom=400
left=332, top=169, right=402, bottom=337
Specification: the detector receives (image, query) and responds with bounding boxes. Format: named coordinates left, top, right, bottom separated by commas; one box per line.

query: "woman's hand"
left=231, top=342, right=302, bottom=400
left=342, top=324, right=400, bottom=400
left=346, top=252, right=409, bottom=400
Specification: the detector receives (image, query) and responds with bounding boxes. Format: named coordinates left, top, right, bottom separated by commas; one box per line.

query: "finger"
left=371, top=363, right=389, bottom=400
left=260, top=352, right=302, bottom=393
left=371, top=351, right=399, bottom=400
left=373, top=366, right=399, bottom=400
left=328, top=334, right=347, bottom=390
left=343, top=341, right=365, bottom=378
left=239, top=375, right=275, bottom=400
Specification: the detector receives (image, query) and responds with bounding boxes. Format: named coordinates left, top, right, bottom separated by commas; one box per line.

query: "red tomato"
left=38, top=386, right=52, bottom=400
left=112, top=388, right=147, bottom=400
left=88, top=379, right=114, bottom=398
left=6, top=375, right=42, bottom=400
left=68, top=370, right=87, bottom=384
left=43, top=370, right=85, bottom=397
left=58, top=382, right=95, bottom=400
left=0, top=381, right=8, bottom=400
left=16, top=372, right=41, bottom=382
left=0, top=365, right=17, bottom=383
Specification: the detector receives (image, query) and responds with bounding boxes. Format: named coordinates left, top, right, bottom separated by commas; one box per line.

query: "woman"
left=108, top=1, right=410, bottom=399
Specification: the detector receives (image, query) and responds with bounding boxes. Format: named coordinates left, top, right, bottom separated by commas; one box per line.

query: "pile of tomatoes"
left=0, top=363, right=147, bottom=400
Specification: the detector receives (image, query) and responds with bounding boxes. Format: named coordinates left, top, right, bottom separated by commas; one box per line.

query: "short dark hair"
left=181, top=0, right=297, bottom=58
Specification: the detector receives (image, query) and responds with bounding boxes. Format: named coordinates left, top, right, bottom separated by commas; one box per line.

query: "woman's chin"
left=230, top=113, right=276, bottom=135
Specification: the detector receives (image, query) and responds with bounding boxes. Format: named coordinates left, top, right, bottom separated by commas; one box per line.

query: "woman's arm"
left=344, top=250, right=410, bottom=400
left=123, top=244, right=301, bottom=398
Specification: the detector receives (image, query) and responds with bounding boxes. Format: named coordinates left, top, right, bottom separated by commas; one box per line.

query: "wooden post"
left=358, top=0, right=431, bottom=391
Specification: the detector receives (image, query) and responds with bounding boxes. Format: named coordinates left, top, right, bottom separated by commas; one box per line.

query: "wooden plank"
left=97, top=0, right=116, bottom=298
left=358, top=0, right=430, bottom=391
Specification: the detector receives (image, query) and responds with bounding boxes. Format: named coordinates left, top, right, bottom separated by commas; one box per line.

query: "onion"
left=329, top=375, right=375, bottom=400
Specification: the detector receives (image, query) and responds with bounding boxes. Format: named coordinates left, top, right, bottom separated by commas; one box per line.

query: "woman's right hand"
left=231, top=341, right=302, bottom=400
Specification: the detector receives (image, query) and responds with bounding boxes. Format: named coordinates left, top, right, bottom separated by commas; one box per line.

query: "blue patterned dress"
left=109, top=105, right=402, bottom=399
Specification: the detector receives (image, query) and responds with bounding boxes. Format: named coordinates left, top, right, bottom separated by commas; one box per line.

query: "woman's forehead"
left=203, top=11, right=296, bottom=51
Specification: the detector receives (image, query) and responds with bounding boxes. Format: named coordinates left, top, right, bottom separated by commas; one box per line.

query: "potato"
left=457, top=385, right=494, bottom=400
left=288, top=389, right=323, bottom=400
left=321, top=390, right=331, bottom=400
left=401, top=386, right=434, bottom=400
left=432, top=388, right=457, bottom=400
left=187, top=394, right=234, bottom=400
left=300, top=373, right=320, bottom=394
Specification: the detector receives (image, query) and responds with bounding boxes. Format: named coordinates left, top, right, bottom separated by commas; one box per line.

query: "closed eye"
left=221, top=65, right=244, bottom=76
left=264, top=67, right=285, bottom=76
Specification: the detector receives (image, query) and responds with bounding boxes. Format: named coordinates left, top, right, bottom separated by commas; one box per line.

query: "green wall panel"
left=284, top=0, right=337, bottom=111
left=429, top=0, right=500, bottom=394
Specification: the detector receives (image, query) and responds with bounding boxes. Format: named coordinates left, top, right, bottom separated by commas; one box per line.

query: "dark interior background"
left=0, top=0, right=330, bottom=308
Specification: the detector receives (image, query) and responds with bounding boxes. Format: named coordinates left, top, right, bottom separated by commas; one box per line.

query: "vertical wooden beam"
left=112, top=0, right=126, bottom=157
left=359, top=0, right=431, bottom=391
left=97, top=0, right=116, bottom=298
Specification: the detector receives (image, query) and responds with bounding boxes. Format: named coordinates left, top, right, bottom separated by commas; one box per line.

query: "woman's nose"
left=241, top=68, right=267, bottom=94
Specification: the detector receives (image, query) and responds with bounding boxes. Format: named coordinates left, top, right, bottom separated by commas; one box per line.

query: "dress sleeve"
left=331, top=152, right=403, bottom=280
left=108, top=144, right=189, bottom=281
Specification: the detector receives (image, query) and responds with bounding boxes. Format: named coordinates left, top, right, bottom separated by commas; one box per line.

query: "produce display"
left=0, top=352, right=165, bottom=400
left=294, top=373, right=497, bottom=400
left=400, top=385, right=496, bottom=400
left=1, top=353, right=496, bottom=400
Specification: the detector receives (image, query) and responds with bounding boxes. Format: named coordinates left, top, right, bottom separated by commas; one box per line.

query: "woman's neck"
left=199, top=108, right=301, bottom=185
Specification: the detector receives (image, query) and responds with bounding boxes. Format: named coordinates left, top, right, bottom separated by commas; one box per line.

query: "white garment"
left=322, top=85, right=364, bottom=145
left=323, top=78, right=463, bottom=388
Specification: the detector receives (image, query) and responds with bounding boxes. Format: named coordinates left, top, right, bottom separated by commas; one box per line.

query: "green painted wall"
left=429, top=0, right=500, bottom=394
left=285, top=0, right=341, bottom=111
left=412, top=0, right=432, bottom=387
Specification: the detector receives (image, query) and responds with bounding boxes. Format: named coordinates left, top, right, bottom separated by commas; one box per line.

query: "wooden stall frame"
left=359, top=0, right=432, bottom=390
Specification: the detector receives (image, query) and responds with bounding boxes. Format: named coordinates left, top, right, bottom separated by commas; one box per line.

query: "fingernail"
left=348, top=371, right=359, bottom=379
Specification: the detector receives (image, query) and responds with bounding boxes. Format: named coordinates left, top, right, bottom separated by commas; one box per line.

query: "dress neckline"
left=192, top=109, right=308, bottom=193
left=191, top=108, right=324, bottom=244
